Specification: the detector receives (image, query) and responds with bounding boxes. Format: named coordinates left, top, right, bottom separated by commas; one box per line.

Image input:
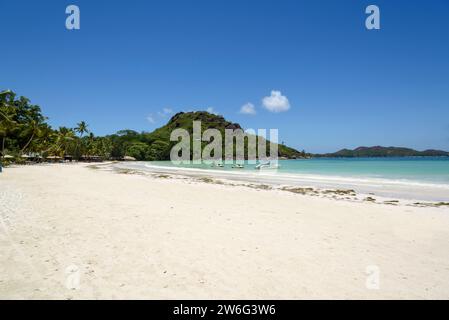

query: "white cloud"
left=163, top=107, right=173, bottom=114
left=157, top=107, right=173, bottom=117
left=262, top=90, right=290, bottom=113
left=239, top=102, right=256, bottom=115
left=146, top=115, right=155, bottom=124
left=206, top=107, right=219, bottom=115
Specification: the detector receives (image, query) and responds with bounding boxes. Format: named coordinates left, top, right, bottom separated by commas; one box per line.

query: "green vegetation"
left=136, top=111, right=308, bottom=160
left=315, top=146, right=449, bottom=158
left=1, top=90, right=308, bottom=163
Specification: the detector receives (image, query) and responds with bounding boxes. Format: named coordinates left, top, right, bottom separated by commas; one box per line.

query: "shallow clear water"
left=120, top=157, right=449, bottom=201
left=148, top=157, right=449, bottom=185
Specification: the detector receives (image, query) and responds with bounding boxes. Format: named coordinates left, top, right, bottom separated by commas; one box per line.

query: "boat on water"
left=255, top=161, right=280, bottom=170
left=232, top=164, right=244, bottom=169
left=211, top=162, right=224, bottom=167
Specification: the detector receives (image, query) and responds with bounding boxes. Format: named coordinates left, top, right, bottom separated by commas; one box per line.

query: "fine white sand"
left=1, top=163, right=449, bottom=299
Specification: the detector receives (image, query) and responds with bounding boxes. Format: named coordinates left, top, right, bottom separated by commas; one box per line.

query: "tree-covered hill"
left=315, top=146, right=449, bottom=158
left=117, top=111, right=308, bottom=160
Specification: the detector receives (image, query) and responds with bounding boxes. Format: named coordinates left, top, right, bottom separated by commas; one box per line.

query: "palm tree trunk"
left=1, top=134, right=5, bottom=156
left=21, top=131, right=35, bottom=154
left=77, top=133, right=84, bottom=160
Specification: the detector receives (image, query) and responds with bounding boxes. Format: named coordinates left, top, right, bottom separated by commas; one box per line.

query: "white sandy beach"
left=1, top=163, right=449, bottom=299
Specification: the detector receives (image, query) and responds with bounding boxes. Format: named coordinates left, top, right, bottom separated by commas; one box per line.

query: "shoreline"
left=113, top=161, right=449, bottom=204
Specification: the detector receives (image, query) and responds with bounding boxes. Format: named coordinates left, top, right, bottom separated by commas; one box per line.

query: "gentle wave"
left=114, top=161, right=449, bottom=201
left=139, top=163, right=449, bottom=190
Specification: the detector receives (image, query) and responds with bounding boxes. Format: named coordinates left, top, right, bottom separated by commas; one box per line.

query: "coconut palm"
left=0, top=119, right=17, bottom=156
left=0, top=109, right=11, bottom=121
left=0, top=90, right=17, bottom=157
left=20, top=119, right=42, bottom=153
left=0, top=89, right=14, bottom=105
left=85, top=132, right=95, bottom=156
left=74, top=121, right=89, bottom=159
left=75, top=121, right=89, bottom=138
left=17, top=102, right=46, bottom=154
left=54, top=127, right=76, bottom=156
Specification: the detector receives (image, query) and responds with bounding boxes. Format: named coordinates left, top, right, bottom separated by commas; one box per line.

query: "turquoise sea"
left=147, top=157, right=449, bottom=185
left=121, top=157, right=449, bottom=201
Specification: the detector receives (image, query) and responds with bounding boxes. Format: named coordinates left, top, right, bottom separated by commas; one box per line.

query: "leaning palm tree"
left=19, top=104, right=46, bottom=154
left=20, top=119, right=42, bottom=153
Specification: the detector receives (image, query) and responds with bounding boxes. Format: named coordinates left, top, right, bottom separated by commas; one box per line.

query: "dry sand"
left=1, top=163, right=449, bottom=299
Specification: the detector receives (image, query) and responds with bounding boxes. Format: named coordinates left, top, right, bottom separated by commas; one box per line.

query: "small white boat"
left=211, top=162, right=224, bottom=168
left=232, top=164, right=244, bottom=169
left=255, top=161, right=270, bottom=169
left=255, top=161, right=280, bottom=170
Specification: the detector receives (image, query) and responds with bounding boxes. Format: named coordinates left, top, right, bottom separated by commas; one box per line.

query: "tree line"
left=0, top=90, right=168, bottom=163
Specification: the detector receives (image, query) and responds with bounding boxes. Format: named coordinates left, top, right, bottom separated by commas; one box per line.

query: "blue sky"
left=1, top=0, right=448, bottom=153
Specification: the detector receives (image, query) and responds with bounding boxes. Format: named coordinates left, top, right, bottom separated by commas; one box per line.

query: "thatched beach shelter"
left=123, top=156, right=136, bottom=161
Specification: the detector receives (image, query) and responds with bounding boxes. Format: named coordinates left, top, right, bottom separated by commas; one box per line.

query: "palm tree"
left=18, top=103, right=46, bottom=154
left=35, top=125, right=56, bottom=155
left=20, top=119, right=42, bottom=153
left=0, top=90, right=17, bottom=157
left=51, top=127, right=76, bottom=156
left=75, top=121, right=89, bottom=138
left=0, top=90, right=14, bottom=105
left=0, top=118, right=17, bottom=156
left=0, top=108, right=14, bottom=155
left=0, top=109, right=11, bottom=121
left=74, top=121, right=89, bottom=159
left=86, top=132, right=95, bottom=156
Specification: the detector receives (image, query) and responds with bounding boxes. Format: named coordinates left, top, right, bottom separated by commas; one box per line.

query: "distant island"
left=315, top=146, right=449, bottom=158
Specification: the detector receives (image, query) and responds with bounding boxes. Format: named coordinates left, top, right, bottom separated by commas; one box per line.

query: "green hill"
left=126, top=111, right=306, bottom=160
left=315, top=146, right=449, bottom=158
